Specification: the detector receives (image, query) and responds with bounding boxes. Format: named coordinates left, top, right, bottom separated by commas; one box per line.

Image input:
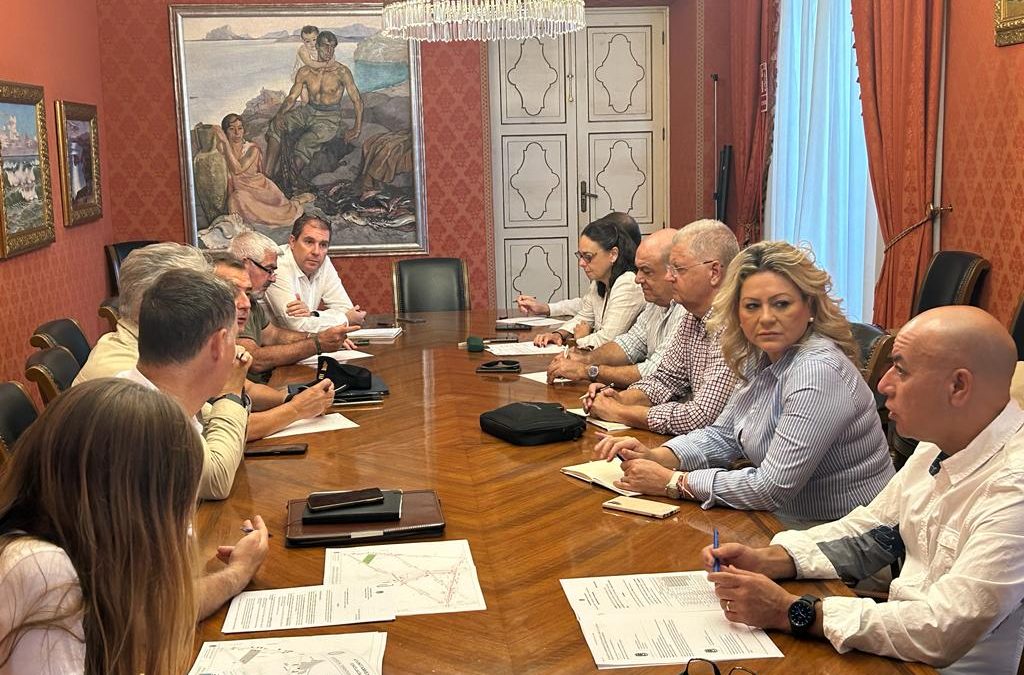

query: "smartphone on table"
left=307, top=487, right=385, bottom=511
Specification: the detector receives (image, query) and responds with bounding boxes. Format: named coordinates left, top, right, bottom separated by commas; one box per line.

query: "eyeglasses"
left=246, top=257, right=278, bottom=275
left=679, top=658, right=756, bottom=675
left=667, top=260, right=714, bottom=277
left=574, top=250, right=598, bottom=264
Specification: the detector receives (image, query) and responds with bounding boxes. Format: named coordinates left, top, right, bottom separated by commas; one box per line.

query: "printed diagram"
left=324, top=540, right=487, bottom=615
left=188, top=632, right=386, bottom=675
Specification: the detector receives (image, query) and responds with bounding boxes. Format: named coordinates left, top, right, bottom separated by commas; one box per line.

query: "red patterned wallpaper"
left=95, top=0, right=492, bottom=314
left=941, top=5, right=1024, bottom=324
left=0, top=0, right=113, bottom=402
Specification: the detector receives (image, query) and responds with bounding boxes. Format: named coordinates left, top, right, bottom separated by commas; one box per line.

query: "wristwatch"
left=586, top=365, right=600, bottom=382
left=788, top=594, right=820, bottom=635
left=209, top=391, right=251, bottom=412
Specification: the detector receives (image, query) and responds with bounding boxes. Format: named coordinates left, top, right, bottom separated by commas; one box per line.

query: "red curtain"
left=852, top=1, right=944, bottom=328
left=729, top=0, right=780, bottom=246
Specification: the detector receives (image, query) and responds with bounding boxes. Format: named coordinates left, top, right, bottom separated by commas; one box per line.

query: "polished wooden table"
left=196, top=311, right=936, bottom=675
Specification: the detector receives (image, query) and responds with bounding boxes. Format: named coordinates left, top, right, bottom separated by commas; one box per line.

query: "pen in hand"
left=712, top=528, right=720, bottom=572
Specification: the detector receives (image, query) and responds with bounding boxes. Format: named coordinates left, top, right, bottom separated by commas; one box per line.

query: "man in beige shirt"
left=119, top=268, right=249, bottom=501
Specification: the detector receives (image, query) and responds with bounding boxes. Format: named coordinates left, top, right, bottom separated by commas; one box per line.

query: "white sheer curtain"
left=764, top=0, right=880, bottom=323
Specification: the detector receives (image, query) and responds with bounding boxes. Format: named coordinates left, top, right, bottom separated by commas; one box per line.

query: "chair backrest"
left=30, top=318, right=92, bottom=368
left=25, top=346, right=81, bottom=406
left=99, top=297, right=121, bottom=333
left=105, top=240, right=158, bottom=294
left=392, top=258, right=470, bottom=313
left=1010, top=293, right=1024, bottom=362
left=0, top=381, right=37, bottom=457
left=912, top=250, right=990, bottom=318
left=849, top=322, right=894, bottom=394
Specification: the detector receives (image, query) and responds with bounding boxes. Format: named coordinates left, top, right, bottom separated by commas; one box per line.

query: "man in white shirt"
left=265, top=214, right=366, bottom=331
left=703, top=306, right=1024, bottom=674
left=545, top=228, right=682, bottom=387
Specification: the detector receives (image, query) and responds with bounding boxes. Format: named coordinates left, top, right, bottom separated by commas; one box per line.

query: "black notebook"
left=301, top=489, right=403, bottom=524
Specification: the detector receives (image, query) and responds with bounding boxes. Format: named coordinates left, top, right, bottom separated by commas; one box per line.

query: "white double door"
left=489, top=7, right=669, bottom=309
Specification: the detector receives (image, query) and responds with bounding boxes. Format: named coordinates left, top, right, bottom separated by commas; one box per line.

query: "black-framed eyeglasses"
left=667, top=259, right=714, bottom=277
left=246, top=257, right=278, bottom=275
left=679, top=658, right=756, bottom=675
left=574, top=250, right=598, bottom=264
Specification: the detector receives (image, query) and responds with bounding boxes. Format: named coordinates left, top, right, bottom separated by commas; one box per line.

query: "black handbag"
left=479, top=401, right=586, bottom=446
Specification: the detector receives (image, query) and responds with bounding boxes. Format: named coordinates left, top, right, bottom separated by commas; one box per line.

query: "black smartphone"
left=244, top=443, right=308, bottom=457
left=307, top=488, right=385, bottom=511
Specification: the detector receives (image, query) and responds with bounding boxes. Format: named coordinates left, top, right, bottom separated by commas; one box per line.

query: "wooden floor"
left=195, top=310, right=936, bottom=674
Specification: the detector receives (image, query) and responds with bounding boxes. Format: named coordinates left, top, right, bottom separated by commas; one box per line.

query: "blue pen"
left=712, top=528, right=721, bottom=572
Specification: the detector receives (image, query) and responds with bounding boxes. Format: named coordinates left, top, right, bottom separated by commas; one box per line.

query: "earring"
left=808, top=317, right=815, bottom=323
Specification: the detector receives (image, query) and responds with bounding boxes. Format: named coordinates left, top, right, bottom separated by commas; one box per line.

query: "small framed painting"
left=0, top=80, right=54, bottom=259
left=996, top=0, right=1024, bottom=46
left=55, top=100, right=103, bottom=226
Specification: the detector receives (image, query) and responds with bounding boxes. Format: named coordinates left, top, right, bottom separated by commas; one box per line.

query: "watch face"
left=788, top=598, right=815, bottom=629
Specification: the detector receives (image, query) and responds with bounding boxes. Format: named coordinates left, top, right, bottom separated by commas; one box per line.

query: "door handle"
left=580, top=181, right=598, bottom=213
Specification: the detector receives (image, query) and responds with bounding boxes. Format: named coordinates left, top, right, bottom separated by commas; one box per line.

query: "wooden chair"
left=25, top=346, right=80, bottom=405
left=30, top=318, right=92, bottom=368
left=99, top=297, right=120, bottom=333
left=392, top=258, right=470, bottom=313
left=105, top=240, right=158, bottom=294
left=0, top=381, right=37, bottom=459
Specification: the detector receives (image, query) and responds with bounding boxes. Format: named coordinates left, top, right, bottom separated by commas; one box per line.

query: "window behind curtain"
left=764, top=0, right=881, bottom=323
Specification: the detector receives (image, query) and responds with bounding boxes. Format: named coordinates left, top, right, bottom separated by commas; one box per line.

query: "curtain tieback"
left=883, top=202, right=953, bottom=253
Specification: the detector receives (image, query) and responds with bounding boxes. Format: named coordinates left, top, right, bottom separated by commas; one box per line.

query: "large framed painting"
left=0, top=80, right=54, bottom=259
left=996, top=0, right=1024, bottom=46
left=55, top=101, right=103, bottom=226
left=170, top=4, right=428, bottom=256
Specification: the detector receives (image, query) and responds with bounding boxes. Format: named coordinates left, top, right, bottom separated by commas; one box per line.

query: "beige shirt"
left=559, top=272, right=645, bottom=349
left=77, top=325, right=248, bottom=501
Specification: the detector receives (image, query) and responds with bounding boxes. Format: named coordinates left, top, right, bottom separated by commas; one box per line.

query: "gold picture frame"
left=0, top=80, right=54, bottom=259
left=995, top=0, right=1024, bottom=46
left=55, top=101, right=103, bottom=226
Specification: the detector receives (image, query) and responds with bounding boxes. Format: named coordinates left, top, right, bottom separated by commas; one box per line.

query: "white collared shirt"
left=265, top=244, right=355, bottom=331
left=773, top=401, right=1024, bottom=672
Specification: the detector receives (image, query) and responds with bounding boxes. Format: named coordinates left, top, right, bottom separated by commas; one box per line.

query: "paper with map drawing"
left=323, top=539, right=486, bottom=616
left=188, top=632, right=387, bottom=675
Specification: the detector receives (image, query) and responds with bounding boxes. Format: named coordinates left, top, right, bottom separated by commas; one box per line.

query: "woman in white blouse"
left=534, top=215, right=645, bottom=349
left=0, top=379, right=202, bottom=674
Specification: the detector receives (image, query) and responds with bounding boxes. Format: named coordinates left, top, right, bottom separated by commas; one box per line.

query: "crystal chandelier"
left=381, top=0, right=586, bottom=42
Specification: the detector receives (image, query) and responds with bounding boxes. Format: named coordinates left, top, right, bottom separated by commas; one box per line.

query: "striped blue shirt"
left=664, top=333, right=894, bottom=523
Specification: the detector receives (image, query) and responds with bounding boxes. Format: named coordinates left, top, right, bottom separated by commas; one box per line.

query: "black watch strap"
left=210, top=392, right=249, bottom=410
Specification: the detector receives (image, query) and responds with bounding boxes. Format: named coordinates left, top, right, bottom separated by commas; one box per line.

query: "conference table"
left=195, top=310, right=937, bottom=675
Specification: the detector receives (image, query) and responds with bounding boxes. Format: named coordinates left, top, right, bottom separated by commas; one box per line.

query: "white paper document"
left=266, top=413, right=358, bottom=438
left=521, top=371, right=571, bottom=385
left=561, top=572, right=782, bottom=668
left=567, top=408, right=631, bottom=432
left=222, top=584, right=395, bottom=633
left=496, top=316, right=564, bottom=326
left=298, top=349, right=373, bottom=367
left=189, top=632, right=387, bottom=675
left=485, top=341, right=564, bottom=356
left=348, top=327, right=403, bottom=341
left=323, top=539, right=487, bottom=616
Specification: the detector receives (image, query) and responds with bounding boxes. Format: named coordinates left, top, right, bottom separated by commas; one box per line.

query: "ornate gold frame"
left=0, top=80, right=54, bottom=259
left=55, top=101, right=103, bottom=226
left=995, top=0, right=1024, bottom=46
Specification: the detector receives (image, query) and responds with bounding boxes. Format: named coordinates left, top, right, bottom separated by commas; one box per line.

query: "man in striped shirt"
left=545, top=229, right=682, bottom=387
left=585, top=220, right=739, bottom=434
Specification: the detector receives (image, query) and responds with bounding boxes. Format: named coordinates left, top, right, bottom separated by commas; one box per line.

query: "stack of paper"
left=298, top=349, right=373, bottom=367
left=190, top=633, right=387, bottom=675
left=266, top=413, right=358, bottom=439
left=566, top=408, right=631, bottom=432
left=561, top=572, right=783, bottom=669
left=521, top=371, right=571, bottom=385
left=485, top=341, right=564, bottom=356
left=349, top=327, right=403, bottom=342
left=496, top=316, right=565, bottom=327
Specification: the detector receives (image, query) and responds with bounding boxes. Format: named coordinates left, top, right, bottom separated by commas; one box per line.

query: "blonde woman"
left=595, top=241, right=894, bottom=527
left=0, top=379, right=266, bottom=674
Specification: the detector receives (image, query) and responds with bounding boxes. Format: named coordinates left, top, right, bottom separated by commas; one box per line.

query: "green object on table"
left=466, top=336, right=485, bottom=352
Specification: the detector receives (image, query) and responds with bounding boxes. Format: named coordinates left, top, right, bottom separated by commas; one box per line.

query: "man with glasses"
left=704, top=307, right=1024, bottom=674
left=584, top=220, right=739, bottom=434
left=263, top=214, right=367, bottom=332
left=228, top=230, right=357, bottom=383
left=546, top=228, right=682, bottom=386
